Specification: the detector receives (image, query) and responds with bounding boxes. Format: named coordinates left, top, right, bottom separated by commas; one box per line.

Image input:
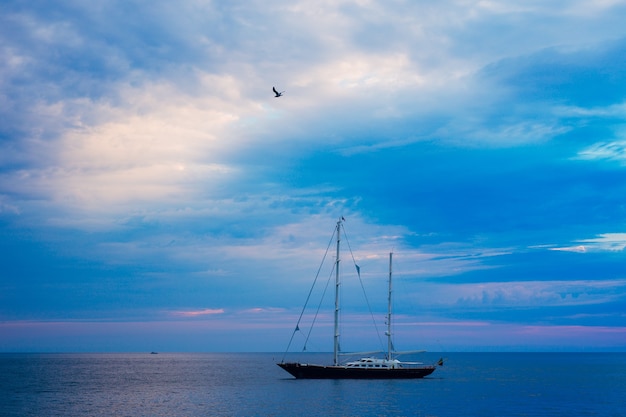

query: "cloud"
left=0, top=75, right=253, bottom=217
left=577, top=140, right=626, bottom=164
left=551, top=233, right=626, bottom=252
left=580, top=233, right=626, bottom=251
left=551, top=245, right=587, bottom=253
left=172, top=308, right=225, bottom=318
left=240, top=307, right=286, bottom=315
left=416, top=279, right=626, bottom=309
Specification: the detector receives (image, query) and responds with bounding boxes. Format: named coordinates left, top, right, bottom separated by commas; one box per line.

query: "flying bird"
left=273, top=87, right=284, bottom=97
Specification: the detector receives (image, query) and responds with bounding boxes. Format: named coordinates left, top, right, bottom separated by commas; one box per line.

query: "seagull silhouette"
left=273, top=87, right=284, bottom=97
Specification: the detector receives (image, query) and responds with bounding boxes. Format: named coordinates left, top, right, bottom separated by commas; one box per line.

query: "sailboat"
left=277, top=218, right=441, bottom=379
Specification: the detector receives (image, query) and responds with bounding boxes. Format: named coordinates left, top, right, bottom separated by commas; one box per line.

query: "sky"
left=1, top=0, right=626, bottom=353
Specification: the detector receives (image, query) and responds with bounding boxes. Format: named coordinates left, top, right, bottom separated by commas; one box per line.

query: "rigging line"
left=303, top=258, right=335, bottom=351
left=281, top=225, right=337, bottom=362
left=341, top=223, right=386, bottom=354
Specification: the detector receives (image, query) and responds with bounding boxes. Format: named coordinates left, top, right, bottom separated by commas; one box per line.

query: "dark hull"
left=277, top=362, right=436, bottom=379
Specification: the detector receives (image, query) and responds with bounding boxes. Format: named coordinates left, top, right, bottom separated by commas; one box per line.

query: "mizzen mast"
left=386, top=252, right=393, bottom=361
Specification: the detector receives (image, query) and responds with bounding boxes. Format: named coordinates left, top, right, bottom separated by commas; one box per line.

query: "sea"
left=1, top=352, right=625, bottom=417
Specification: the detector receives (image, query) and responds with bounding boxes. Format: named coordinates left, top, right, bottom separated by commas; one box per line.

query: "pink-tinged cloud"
left=240, top=307, right=286, bottom=314
left=172, top=308, right=225, bottom=317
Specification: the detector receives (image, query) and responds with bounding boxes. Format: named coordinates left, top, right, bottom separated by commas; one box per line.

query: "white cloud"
left=0, top=75, right=265, bottom=222
left=551, top=233, right=626, bottom=252
left=556, top=102, right=626, bottom=118
left=578, top=140, right=626, bottom=164
left=172, top=308, right=225, bottom=317
left=550, top=245, right=587, bottom=253
left=440, top=119, right=571, bottom=148
left=580, top=233, right=626, bottom=251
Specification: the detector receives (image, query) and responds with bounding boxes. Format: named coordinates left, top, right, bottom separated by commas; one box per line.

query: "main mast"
left=333, top=219, right=342, bottom=366
left=387, top=252, right=393, bottom=361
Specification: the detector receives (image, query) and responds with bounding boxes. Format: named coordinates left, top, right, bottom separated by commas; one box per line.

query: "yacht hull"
left=277, top=362, right=436, bottom=379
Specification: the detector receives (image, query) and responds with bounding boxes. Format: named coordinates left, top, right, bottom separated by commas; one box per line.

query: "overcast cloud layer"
left=2, top=0, right=626, bottom=352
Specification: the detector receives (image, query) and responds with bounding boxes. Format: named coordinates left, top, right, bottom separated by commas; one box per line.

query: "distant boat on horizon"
left=277, top=218, right=442, bottom=379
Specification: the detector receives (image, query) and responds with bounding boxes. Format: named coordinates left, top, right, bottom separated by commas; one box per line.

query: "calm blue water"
left=1, top=352, right=625, bottom=416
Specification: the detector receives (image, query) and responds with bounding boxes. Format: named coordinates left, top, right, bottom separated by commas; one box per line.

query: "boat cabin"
left=345, top=358, right=401, bottom=369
